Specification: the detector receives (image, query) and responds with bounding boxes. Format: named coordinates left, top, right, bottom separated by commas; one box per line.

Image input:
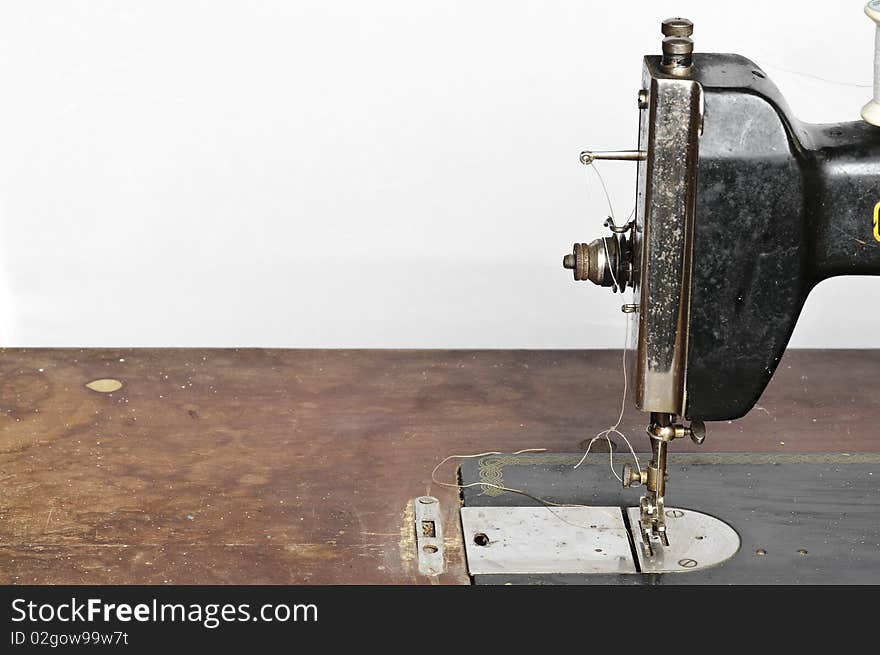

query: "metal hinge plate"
left=414, top=496, right=445, bottom=576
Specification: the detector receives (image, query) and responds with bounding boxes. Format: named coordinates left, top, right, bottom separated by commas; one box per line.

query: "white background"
left=0, top=1, right=876, bottom=348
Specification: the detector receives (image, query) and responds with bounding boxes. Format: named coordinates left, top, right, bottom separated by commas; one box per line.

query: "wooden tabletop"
left=0, top=348, right=877, bottom=585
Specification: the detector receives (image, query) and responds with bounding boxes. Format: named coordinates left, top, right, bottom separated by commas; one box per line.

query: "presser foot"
left=622, top=465, right=670, bottom=556
left=636, top=494, right=668, bottom=557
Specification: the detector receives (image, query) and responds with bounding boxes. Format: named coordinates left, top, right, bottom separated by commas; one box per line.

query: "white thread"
left=430, top=450, right=623, bottom=529
left=760, top=62, right=871, bottom=89
left=574, top=160, right=642, bottom=479
left=590, top=162, right=616, bottom=222
left=590, top=162, right=636, bottom=227
left=573, top=311, right=641, bottom=479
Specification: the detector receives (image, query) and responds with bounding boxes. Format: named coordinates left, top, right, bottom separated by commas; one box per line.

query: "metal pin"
left=580, top=150, right=647, bottom=165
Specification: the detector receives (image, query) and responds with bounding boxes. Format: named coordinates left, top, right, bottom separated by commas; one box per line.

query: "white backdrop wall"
left=0, top=1, right=876, bottom=348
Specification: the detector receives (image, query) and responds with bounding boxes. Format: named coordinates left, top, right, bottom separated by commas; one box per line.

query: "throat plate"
left=627, top=506, right=740, bottom=573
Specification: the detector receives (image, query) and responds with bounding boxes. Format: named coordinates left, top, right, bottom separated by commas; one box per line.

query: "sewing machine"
left=563, top=9, right=880, bottom=560
left=448, top=7, right=880, bottom=582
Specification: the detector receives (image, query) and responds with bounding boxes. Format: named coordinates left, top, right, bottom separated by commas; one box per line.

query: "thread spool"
left=862, top=1, right=880, bottom=126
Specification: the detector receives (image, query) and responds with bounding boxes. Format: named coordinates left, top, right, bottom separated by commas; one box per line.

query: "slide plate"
left=460, top=506, right=637, bottom=575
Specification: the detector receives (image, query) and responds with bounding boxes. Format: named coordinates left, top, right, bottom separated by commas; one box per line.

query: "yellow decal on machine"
left=875, top=202, right=880, bottom=242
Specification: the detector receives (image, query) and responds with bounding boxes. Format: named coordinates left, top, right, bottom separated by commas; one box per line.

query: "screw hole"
left=756, top=548, right=767, bottom=556
left=595, top=548, right=603, bottom=553
left=752, top=69, right=765, bottom=79
left=473, top=532, right=490, bottom=547
left=695, top=535, right=704, bottom=540
left=422, top=545, right=438, bottom=554
left=797, top=548, right=808, bottom=556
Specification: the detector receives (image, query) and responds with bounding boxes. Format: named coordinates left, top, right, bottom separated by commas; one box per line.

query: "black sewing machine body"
left=632, top=53, right=880, bottom=423
left=681, top=54, right=880, bottom=421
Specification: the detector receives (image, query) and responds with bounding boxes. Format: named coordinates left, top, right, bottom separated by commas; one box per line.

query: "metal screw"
left=689, top=420, right=706, bottom=445
left=418, top=496, right=436, bottom=504
left=621, top=462, right=643, bottom=488
left=637, top=89, right=649, bottom=109
left=665, top=509, right=684, bottom=518
left=661, top=17, right=694, bottom=38
left=756, top=548, right=767, bottom=556
left=798, top=549, right=809, bottom=556
left=678, top=558, right=698, bottom=568
left=621, top=303, right=638, bottom=313
left=661, top=36, right=694, bottom=72
left=562, top=242, right=590, bottom=281
left=662, top=36, right=694, bottom=57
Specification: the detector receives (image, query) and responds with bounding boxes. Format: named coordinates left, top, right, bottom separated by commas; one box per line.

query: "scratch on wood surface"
left=282, top=543, right=338, bottom=560
left=396, top=500, right=416, bottom=578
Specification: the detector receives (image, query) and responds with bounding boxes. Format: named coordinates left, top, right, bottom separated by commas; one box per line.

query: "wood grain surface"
left=0, top=348, right=877, bottom=584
